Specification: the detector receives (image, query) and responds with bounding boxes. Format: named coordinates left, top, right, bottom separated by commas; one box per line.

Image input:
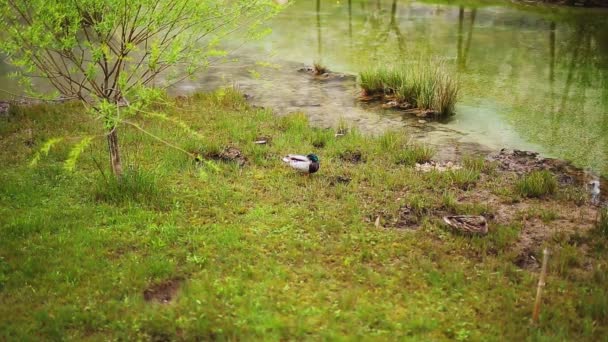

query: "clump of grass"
left=359, top=61, right=458, bottom=117
left=596, top=207, right=608, bottom=237
left=516, top=170, right=557, bottom=198
left=394, top=145, right=434, bottom=166
left=442, top=191, right=458, bottom=212
left=554, top=244, right=582, bottom=278
left=407, top=194, right=432, bottom=217
left=313, top=61, right=328, bottom=75
left=378, top=130, right=405, bottom=151
left=449, top=169, right=480, bottom=190
left=462, top=155, right=485, bottom=173
left=310, top=129, right=333, bottom=148
left=93, top=167, right=164, bottom=205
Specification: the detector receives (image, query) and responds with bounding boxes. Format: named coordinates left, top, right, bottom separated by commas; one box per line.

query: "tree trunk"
left=107, top=127, right=123, bottom=178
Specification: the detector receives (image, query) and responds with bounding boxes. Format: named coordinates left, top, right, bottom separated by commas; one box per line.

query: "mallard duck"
left=282, top=154, right=319, bottom=174
left=443, top=215, right=488, bottom=235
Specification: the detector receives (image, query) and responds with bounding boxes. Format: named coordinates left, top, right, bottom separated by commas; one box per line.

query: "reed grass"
left=359, top=61, right=458, bottom=117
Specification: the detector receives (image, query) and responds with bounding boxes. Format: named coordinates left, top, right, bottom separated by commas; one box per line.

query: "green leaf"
left=29, top=137, right=64, bottom=167
left=64, top=136, right=94, bottom=172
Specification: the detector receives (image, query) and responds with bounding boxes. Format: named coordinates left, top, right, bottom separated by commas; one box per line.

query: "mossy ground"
left=0, top=90, right=606, bottom=340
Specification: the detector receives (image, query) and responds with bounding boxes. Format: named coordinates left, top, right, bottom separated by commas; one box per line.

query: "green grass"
left=597, top=207, right=608, bottom=237
left=516, top=170, right=558, bottom=198
left=449, top=168, right=481, bottom=190
left=359, top=61, right=459, bottom=117
left=0, top=89, right=606, bottom=340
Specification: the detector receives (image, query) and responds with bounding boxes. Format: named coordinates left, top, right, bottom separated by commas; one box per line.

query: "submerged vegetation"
left=359, top=62, right=459, bottom=117
left=0, top=89, right=606, bottom=340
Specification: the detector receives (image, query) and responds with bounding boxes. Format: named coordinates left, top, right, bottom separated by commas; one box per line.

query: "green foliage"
left=29, top=137, right=64, bottom=167
left=516, top=170, right=557, bottom=198
left=0, top=0, right=281, bottom=105
left=64, top=136, right=94, bottom=172
left=359, top=61, right=459, bottom=117
left=0, top=0, right=282, bottom=175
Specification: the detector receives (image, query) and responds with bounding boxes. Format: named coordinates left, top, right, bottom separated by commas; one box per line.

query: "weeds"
left=442, top=191, right=458, bottom=212
left=93, top=167, right=164, bottom=206
left=462, top=155, right=485, bottom=173
left=394, top=145, right=434, bottom=166
left=516, top=170, right=557, bottom=198
left=449, top=169, right=480, bottom=190
left=597, top=207, right=608, bottom=237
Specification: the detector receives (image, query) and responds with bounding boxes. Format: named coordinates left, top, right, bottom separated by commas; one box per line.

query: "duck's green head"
left=307, top=154, right=319, bottom=163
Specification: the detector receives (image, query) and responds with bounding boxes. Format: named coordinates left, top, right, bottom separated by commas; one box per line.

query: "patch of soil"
left=459, top=186, right=599, bottom=269
left=339, top=150, right=365, bottom=164
left=395, top=205, right=421, bottom=230
left=207, top=146, right=248, bottom=166
left=329, top=175, right=351, bottom=186
left=312, top=140, right=326, bottom=149
left=358, top=93, right=440, bottom=118
left=297, top=65, right=356, bottom=82
left=489, top=148, right=606, bottom=204
left=143, top=278, right=183, bottom=304
left=371, top=206, right=423, bottom=230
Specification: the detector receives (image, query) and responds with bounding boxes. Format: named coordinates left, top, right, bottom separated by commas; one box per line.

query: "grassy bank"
left=0, top=89, right=606, bottom=340
left=359, top=62, right=458, bottom=117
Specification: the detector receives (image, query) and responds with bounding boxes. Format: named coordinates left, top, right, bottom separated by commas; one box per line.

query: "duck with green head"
left=282, top=154, right=320, bottom=174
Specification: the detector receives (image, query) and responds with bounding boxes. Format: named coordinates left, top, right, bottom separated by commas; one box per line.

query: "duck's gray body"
left=282, top=154, right=320, bottom=174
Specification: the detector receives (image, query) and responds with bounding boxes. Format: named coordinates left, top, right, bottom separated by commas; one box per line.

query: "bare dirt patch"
left=338, top=150, right=365, bottom=164
left=206, top=146, right=248, bottom=167
left=143, top=278, right=184, bottom=304
left=329, top=175, right=351, bottom=186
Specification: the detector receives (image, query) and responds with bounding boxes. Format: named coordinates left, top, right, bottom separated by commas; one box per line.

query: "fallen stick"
left=532, top=248, right=550, bottom=324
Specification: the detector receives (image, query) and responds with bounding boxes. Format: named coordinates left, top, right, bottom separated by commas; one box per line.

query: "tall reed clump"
left=596, top=207, right=608, bottom=237
left=359, top=61, right=458, bottom=117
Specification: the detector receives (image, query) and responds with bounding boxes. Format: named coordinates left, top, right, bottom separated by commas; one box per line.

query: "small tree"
left=0, top=0, right=281, bottom=177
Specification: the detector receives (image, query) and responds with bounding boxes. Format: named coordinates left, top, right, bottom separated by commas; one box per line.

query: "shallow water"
left=175, top=0, right=608, bottom=174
